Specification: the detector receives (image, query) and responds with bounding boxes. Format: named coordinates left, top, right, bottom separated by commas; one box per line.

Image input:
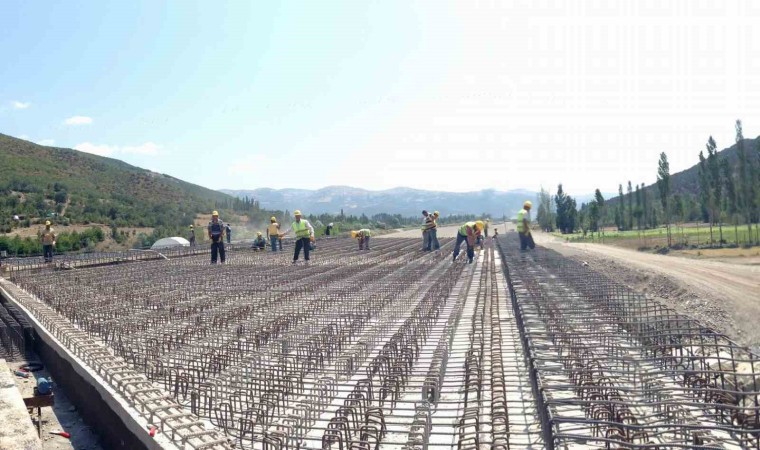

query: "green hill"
left=0, top=133, right=251, bottom=233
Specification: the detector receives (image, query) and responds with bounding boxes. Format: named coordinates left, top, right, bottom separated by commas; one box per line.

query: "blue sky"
left=2, top=1, right=759, bottom=195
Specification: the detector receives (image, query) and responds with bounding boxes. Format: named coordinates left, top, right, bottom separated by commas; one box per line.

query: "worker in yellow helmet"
left=352, top=229, right=372, bottom=250
left=453, top=220, right=484, bottom=263
left=252, top=231, right=267, bottom=251
left=207, top=210, right=226, bottom=264
left=517, top=201, right=535, bottom=251
left=424, top=211, right=441, bottom=252
left=267, top=216, right=282, bottom=252
left=288, top=210, right=314, bottom=264
left=40, top=220, right=56, bottom=263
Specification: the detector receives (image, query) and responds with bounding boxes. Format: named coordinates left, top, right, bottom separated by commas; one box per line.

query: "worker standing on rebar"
left=188, top=225, right=196, bottom=247
left=225, top=224, right=232, bottom=244
left=325, top=222, right=334, bottom=237
left=425, top=211, right=441, bottom=252
left=40, top=220, right=56, bottom=263
left=421, top=210, right=434, bottom=250
left=208, top=211, right=226, bottom=264
left=290, top=210, right=314, bottom=264
left=452, top=220, right=484, bottom=264
left=352, top=229, right=372, bottom=250
left=484, top=219, right=490, bottom=237
left=517, top=201, right=535, bottom=251
left=267, top=216, right=281, bottom=252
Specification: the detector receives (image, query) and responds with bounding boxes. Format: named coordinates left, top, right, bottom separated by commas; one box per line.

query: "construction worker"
left=252, top=232, right=267, bottom=251
left=493, top=228, right=499, bottom=237
left=40, top=221, right=56, bottom=263
left=484, top=219, right=490, bottom=237
left=453, top=220, right=484, bottom=264
left=207, top=211, right=226, bottom=264
left=517, top=201, right=535, bottom=251
left=225, top=224, right=232, bottom=244
left=421, top=210, right=434, bottom=250
left=325, top=222, right=334, bottom=237
left=267, top=216, right=281, bottom=251
left=352, top=229, right=372, bottom=250
left=425, top=211, right=441, bottom=251
left=188, top=225, right=196, bottom=247
left=290, top=210, right=314, bottom=263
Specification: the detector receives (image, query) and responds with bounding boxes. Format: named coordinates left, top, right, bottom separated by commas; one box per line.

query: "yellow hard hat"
left=212, top=210, right=219, bottom=216
left=433, top=211, right=440, bottom=216
left=294, top=210, right=302, bottom=216
left=270, top=216, right=277, bottom=222
left=45, top=220, right=51, bottom=226
left=189, top=225, right=193, bottom=229
left=351, top=231, right=358, bottom=239
left=523, top=201, right=532, bottom=209
left=475, top=220, right=485, bottom=230
left=257, top=231, right=262, bottom=236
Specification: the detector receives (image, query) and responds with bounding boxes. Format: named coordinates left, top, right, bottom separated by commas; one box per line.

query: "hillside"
left=0, top=133, right=237, bottom=232
left=222, top=186, right=603, bottom=218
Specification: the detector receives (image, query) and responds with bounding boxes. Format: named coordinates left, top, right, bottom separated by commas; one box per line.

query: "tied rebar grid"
left=496, top=232, right=760, bottom=450
left=8, top=236, right=543, bottom=450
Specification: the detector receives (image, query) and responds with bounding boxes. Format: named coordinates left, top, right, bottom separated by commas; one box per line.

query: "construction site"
left=0, top=225, right=757, bottom=450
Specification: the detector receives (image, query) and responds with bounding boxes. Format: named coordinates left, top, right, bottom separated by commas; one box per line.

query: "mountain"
left=0, top=133, right=236, bottom=230
left=222, top=186, right=604, bottom=218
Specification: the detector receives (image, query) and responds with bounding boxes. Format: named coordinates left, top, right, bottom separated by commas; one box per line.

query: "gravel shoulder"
left=534, top=231, right=760, bottom=350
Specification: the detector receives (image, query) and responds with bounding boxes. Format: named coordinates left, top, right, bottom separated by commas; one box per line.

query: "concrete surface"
left=0, top=358, right=43, bottom=450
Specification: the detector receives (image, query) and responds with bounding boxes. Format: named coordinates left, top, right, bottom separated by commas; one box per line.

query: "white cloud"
left=63, top=116, right=93, bottom=125
left=74, top=142, right=162, bottom=157
left=37, top=139, right=55, bottom=146
left=12, top=101, right=30, bottom=109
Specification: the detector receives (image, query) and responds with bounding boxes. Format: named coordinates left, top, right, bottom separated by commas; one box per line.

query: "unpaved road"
left=533, top=230, right=760, bottom=348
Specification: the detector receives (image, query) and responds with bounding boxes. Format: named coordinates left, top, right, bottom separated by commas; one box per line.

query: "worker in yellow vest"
left=40, top=220, right=56, bottom=263
left=453, top=220, right=484, bottom=263
left=267, top=216, right=282, bottom=252
left=289, top=210, right=314, bottom=263
left=351, top=229, right=372, bottom=250
left=517, top=201, right=535, bottom=251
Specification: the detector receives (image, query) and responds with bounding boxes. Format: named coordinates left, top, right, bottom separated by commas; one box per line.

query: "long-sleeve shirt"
left=290, top=219, right=315, bottom=239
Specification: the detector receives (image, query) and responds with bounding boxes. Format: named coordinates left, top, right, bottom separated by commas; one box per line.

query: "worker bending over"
left=290, top=210, right=314, bottom=263
left=517, top=201, right=535, bottom=251
left=252, top=232, right=267, bottom=251
left=425, top=211, right=441, bottom=251
left=267, top=216, right=282, bottom=251
left=40, top=220, right=56, bottom=263
left=208, top=211, right=226, bottom=264
left=453, top=220, right=484, bottom=264
left=352, top=229, right=372, bottom=250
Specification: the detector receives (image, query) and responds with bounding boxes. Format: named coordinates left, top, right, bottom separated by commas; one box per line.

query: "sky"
left=2, top=0, right=759, bottom=196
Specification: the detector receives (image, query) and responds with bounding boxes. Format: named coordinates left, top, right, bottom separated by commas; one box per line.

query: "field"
left=556, top=222, right=760, bottom=251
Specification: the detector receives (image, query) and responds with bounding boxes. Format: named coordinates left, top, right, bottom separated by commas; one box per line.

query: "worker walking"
left=252, top=232, right=267, bottom=251
left=40, top=221, right=56, bottom=263
left=352, top=229, right=372, bottom=250
left=188, top=225, right=196, bottom=247
left=290, top=210, right=314, bottom=264
left=453, top=221, right=484, bottom=264
left=225, top=224, right=232, bottom=244
left=208, top=211, right=226, bottom=264
left=517, top=201, right=535, bottom=251
left=424, top=211, right=441, bottom=252
left=267, top=216, right=281, bottom=251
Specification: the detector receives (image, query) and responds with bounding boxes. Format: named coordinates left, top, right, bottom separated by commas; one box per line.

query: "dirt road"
left=534, top=231, right=760, bottom=349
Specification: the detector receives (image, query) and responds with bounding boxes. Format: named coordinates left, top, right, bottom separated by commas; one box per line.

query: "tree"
left=627, top=181, right=633, bottom=231
left=736, top=119, right=755, bottom=242
left=698, top=150, right=713, bottom=244
left=588, top=201, right=600, bottom=236
left=594, top=189, right=605, bottom=239
left=536, top=187, right=555, bottom=231
left=706, top=136, right=723, bottom=245
left=554, top=184, right=577, bottom=234
left=641, top=182, right=649, bottom=228
left=634, top=184, right=642, bottom=230
left=722, top=157, right=740, bottom=245
left=657, top=152, right=672, bottom=247
left=617, top=184, right=625, bottom=231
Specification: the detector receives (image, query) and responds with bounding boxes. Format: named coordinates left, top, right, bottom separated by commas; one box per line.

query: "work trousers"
left=359, top=236, right=371, bottom=250
left=294, top=237, right=311, bottom=261
left=211, top=240, right=226, bottom=264
left=421, top=230, right=428, bottom=250
left=453, top=234, right=474, bottom=263
left=519, top=232, right=536, bottom=250
left=270, top=236, right=281, bottom=251
left=43, top=245, right=53, bottom=262
left=425, top=228, right=440, bottom=251
left=226, top=234, right=231, bottom=244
